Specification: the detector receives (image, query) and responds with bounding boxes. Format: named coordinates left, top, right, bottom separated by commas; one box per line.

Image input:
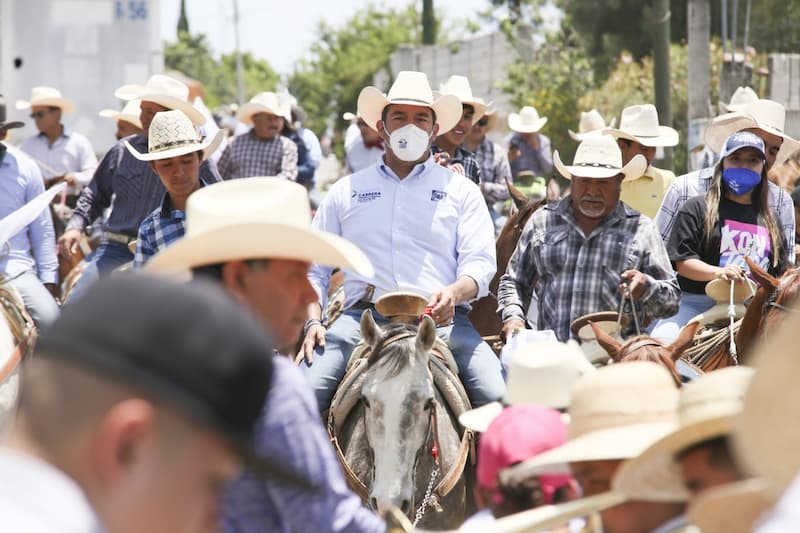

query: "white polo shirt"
left=309, top=156, right=496, bottom=308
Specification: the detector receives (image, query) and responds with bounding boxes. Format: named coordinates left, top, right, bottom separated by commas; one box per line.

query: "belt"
left=102, top=231, right=134, bottom=245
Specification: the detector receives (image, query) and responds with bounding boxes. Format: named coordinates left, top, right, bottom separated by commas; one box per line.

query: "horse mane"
left=615, top=336, right=683, bottom=386
left=366, top=322, right=423, bottom=379
left=762, top=267, right=800, bottom=330
left=496, top=198, right=546, bottom=243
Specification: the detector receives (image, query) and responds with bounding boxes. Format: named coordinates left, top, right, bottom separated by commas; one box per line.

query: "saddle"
left=0, top=281, right=36, bottom=383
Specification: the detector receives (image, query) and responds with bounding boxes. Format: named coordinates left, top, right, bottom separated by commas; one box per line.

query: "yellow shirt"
left=621, top=165, right=676, bottom=219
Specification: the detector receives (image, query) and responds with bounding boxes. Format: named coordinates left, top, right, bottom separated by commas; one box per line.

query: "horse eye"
left=361, top=396, right=371, bottom=408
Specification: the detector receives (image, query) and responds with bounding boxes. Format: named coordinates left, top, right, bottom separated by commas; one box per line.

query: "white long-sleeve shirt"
left=20, top=129, right=98, bottom=194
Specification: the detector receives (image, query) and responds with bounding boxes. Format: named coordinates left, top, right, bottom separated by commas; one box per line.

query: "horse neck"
left=735, top=285, right=770, bottom=363
left=491, top=200, right=540, bottom=292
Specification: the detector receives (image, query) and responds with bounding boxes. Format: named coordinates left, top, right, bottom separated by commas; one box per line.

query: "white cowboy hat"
left=505, top=362, right=679, bottom=481
left=99, top=99, right=143, bottom=129
left=459, top=340, right=593, bottom=433
left=437, top=75, right=490, bottom=125
left=568, top=109, right=616, bottom=142
left=15, top=86, right=76, bottom=114
left=720, top=86, right=759, bottom=113
left=236, top=92, right=291, bottom=125
left=145, top=178, right=374, bottom=280
left=687, top=478, right=774, bottom=533
left=114, top=74, right=205, bottom=126
left=357, top=71, right=462, bottom=134
left=612, top=366, right=755, bottom=502
left=554, top=134, right=647, bottom=181
left=508, top=105, right=547, bottom=133
left=124, top=109, right=223, bottom=162
left=604, top=104, right=679, bottom=147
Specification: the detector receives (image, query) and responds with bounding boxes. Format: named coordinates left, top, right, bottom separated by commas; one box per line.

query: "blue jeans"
left=65, top=241, right=133, bottom=304
left=650, top=292, right=715, bottom=342
left=302, top=307, right=506, bottom=410
left=8, top=270, right=60, bottom=329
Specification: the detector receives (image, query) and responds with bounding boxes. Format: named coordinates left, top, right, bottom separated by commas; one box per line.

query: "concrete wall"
left=768, top=54, right=800, bottom=139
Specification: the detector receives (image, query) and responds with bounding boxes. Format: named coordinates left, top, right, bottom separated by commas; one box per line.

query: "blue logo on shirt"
left=355, top=190, right=381, bottom=203
left=431, top=190, right=447, bottom=202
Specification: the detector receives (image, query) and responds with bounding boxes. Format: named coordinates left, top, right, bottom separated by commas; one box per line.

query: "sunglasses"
left=476, top=117, right=490, bottom=127
left=29, top=109, right=55, bottom=120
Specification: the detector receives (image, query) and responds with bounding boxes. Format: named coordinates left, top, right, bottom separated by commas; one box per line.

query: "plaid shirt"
left=431, top=144, right=482, bottom=184
left=471, top=138, right=512, bottom=203
left=217, top=130, right=298, bottom=181
left=498, top=198, right=680, bottom=341
left=654, top=166, right=796, bottom=265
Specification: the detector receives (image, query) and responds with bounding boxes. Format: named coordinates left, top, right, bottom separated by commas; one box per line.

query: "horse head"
left=359, top=309, right=437, bottom=515
left=589, top=320, right=701, bottom=386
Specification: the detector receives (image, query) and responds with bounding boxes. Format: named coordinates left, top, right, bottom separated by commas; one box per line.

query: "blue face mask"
left=722, top=167, right=762, bottom=195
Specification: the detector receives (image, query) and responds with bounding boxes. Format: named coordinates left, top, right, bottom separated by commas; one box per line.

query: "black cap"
left=37, top=275, right=311, bottom=489
left=0, top=95, right=24, bottom=132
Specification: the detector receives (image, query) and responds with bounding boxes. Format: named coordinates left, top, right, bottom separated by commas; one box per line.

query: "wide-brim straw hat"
left=99, top=99, right=143, bottom=129
left=124, top=109, right=223, bottom=162
left=687, top=478, right=774, bottom=533
left=704, top=277, right=756, bottom=304
left=719, top=86, right=759, bottom=113
left=612, top=366, right=755, bottom=502
left=568, top=109, right=616, bottom=142
left=114, top=74, right=205, bottom=126
left=506, top=362, right=679, bottom=480
left=554, top=134, right=647, bottom=181
left=604, top=104, right=679, bottom=147
left=508, top=105, right=547, bottom=133
left=237, top=92, right=291, bottom=125
left=16, top=86, right=76, bottom=114
left=459, top=340, right=594, bottom=432
left=437, top=75, right=490, bottom=125
left=145, top=178, right=374, bottom=280
left=357, top=71, right=462, bottom=135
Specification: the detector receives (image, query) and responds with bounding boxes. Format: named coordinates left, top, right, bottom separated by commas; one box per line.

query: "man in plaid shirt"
left=498, top=136, right=680, bottom=342
left=430, top=76, right=484, bottom=184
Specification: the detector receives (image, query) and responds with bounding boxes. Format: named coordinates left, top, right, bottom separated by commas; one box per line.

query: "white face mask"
left=387, top=123, right=432, bottom=162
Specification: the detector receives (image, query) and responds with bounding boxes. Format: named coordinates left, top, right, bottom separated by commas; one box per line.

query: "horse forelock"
left=366, top=323, right=431, bottom=380
left=617, top=335, right=682, bottom=386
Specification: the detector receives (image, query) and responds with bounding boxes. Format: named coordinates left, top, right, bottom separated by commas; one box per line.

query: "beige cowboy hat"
left=16, top=86, right=76, bottom=114
left=437, top=75, right=490, bottom=125
left=145, top=178, right=374, bottom=279
left=704, top=277, right=756, bottom=304
left=237, top=92, right=291, bottom=125
left=612, top=366, right=755, bottom=502
left=554, top=134, right=647, bottom=181
left=459, top=340, right=594, bottom=433
left=569, top=109, right=616, bottom=142
left=604, top=104, right=679, bottom=147
left=124, top=109, right=223, bottom=162
left=508, top=105, right=547, bottom=133
left=114, top=74, right=205, bottom=126
left=99, top=99, right=143, bottom=129
left=720, top=86, right=759, bottom=113
left=686, top=478, right=774, bottom=533
left=357, top=71, right=462, bottom=135
left=505, top=362, right=679, bottom=481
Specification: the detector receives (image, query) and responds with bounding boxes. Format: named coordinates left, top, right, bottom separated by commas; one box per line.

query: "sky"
left=160, top=0, right=506, bottom=76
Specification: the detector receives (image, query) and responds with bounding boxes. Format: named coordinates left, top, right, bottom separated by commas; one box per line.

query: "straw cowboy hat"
left=436, top=75, right=490, bottom=125
left=506, top=362, right=679, bottom=480
left=124, top=109, right=223, bottom=162
left=114, top=74, right=205, bottom=126
left=554, top=134, right=647, bottom=181
left=145, top=178, right=374, bottom=279
left=720, top=86, right=759, bottom=113
left=15, top=86, right=76, bottom=114
left=687, top=478, right=774, bottom=533
left=569, top=109, right=616, bottom=142
left=459, top=340, right=594, bottom=432
left=604, top=104, right=679, bottom=147
left=357, top=70, right=462, bottom=134
left=508, top=105, right=547, bottom=133
left=612, top=366, right=755, bottom=502
left=0, top=95, right=23, bottom=131
left=99, top=99, right=143, bottom=129
left=237, top=92, right=291, bottom=125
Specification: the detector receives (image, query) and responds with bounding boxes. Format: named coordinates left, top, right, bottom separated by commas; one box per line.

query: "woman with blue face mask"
left=651, top=131, right=788, bottom=341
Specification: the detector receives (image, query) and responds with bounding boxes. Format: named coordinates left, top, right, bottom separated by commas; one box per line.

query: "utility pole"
left=652, top=0, right=673, bottom=170
left=233, top=0, right=245, bottom=105
left=422, top=0, right=436, bottom=45
left=688, top=0, right=711, bottom=171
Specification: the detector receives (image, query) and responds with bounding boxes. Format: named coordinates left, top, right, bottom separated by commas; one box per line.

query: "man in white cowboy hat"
left=217, top=91, right=298, bottom=181
left=128, top=110, right=223, bottom=269
left=0, top=95, right=60, bottom=327
left=603, top=104, right=679, bottom=219
left=656, top=98, right=798, bottom=261
left=497, top=135, right=680, bottom=342
left=720, top=86, right=759, bottom=114
left=298, top=70, right=505, bottom=412
left=463, top=108, right=512, bottom=211
left=17, top=86, right=98, bottom=202
left=506, top=105, right=552, bottom=180
left=431, top=75, right=486, bottom=184
left=569, top=109, right=615, bottom=142
left=58, top=74, right=221, bottom=301
left=143, top=178, right=384, bottom=533
left=344, top=112, right=385, bottom=174
left=98, top=99, right=143, bottom=140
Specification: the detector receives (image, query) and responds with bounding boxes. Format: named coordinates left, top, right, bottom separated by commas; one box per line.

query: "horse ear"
left=589, top=321, right=622, bottom=361
left=360, top=309, right=381, bottom=349
left=416, top=315, right=436, bottom=354
left=745, top=256, right=779, bottom=290
left=667, top=320, right=702, bottom=361
left=507, top=177, right=528, bottom=211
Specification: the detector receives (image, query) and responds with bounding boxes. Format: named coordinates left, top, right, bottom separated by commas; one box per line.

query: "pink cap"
left=477, top=404, right=571, bottom=504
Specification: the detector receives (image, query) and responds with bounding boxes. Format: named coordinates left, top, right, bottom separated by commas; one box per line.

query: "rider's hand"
left=620, top=269, right=649, bottom=299
left=716, top=264, right=746, bottom=282
left=502, top=319, right=526, bottom=343
left=428, top=287, right=456, bottom=326
left=295, top=322, right=326, bottom=366
left=63, top=173, right=79, bottom=186
left=58, top=229, right=83, bottom=259
left=433, top=151, right=450, bottom=167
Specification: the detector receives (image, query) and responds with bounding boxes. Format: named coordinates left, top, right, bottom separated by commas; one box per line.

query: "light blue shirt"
left=309, top=156, right=496, bottom=308
left=0, top=144, right=58, bottom=284
left=20, top=129, right=98, bottom=193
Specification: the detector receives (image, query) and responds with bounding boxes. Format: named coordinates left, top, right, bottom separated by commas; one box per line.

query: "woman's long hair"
left=704, top=159, right=782, bottom=268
